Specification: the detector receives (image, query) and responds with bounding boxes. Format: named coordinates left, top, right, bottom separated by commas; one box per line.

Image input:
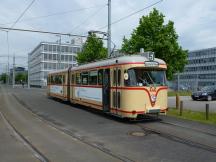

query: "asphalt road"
left=168, top=96, right=216, bottom=112
left=1, top=85, right=216, bottom=162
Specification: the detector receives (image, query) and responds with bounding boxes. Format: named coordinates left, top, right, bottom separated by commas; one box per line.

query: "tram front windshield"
left=125, top=68, right=166, bottom=86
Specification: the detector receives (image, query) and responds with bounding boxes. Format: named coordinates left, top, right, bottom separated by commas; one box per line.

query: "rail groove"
left=0, top=111, right=49, bottom=162
left=137, top=123, right=216, bottom=154
left=12, top=93, right=135, bottom=162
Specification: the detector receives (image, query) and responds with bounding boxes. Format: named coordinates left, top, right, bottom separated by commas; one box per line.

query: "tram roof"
left=71, top=55, right=166, bottom=71
left=49, top=55, right=166, bottom=74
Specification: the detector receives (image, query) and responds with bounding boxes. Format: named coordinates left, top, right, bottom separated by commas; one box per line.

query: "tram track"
left=159, top=120, right=216, bottom=138
left=137, top=121, right=216, bottom=154
left=10, top=89, right=216, bottom=160
left=0, top=111, right=49, bottom=162
left=12, top=93, right=135, bottom=162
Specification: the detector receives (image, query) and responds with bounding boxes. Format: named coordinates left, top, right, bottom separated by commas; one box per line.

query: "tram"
left=47, top=52, right=168, bottom=119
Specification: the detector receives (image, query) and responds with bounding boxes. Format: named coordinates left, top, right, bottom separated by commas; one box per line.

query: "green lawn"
left=167, top=108, right=216, bottom=125
left=168, top=91, right=192, bottom=97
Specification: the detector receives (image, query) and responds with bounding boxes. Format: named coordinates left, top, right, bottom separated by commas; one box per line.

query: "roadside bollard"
left=176, top=93, right=180, bottom=109
left=180, top=101, right=183, bottom=116
left=206, top=104, right=209, bottom=120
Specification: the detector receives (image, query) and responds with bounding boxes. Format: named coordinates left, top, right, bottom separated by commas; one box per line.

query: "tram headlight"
left=150, top=95, right=157, bottom=102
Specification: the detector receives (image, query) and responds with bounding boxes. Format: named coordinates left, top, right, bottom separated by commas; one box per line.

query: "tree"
left=15, top=72, right=27, bottom=83
left=76, top=33, right=107, bottom=64
left=0, top=73, right=7, bottom=83
left=121, top=8, right=188, bottom=80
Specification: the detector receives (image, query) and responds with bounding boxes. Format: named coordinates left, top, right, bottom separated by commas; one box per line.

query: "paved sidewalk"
left=0, top=112, right=39, bottom=162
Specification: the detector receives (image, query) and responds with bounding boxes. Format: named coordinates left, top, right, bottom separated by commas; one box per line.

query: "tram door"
left=102, top=69, right=110, bottom=112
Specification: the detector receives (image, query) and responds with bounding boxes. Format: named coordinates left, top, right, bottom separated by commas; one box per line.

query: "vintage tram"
left=47, top=53, right=167, bottom=119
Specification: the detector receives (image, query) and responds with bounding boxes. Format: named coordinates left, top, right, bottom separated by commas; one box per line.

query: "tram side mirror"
left=124, top=73, right=129, bottom=80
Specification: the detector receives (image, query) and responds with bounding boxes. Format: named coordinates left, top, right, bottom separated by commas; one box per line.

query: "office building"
left=28, top=41, right=82, bottom=87
left=176, top=47, right=216, bottom=90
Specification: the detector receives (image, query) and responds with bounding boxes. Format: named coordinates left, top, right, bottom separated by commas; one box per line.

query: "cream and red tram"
left=47, top=54, right=167, bottom=119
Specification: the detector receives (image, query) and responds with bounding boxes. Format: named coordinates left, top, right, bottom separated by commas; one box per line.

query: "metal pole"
left=28, top=53, right=30, bottom=89
left=176, top=93, right=180, bottom=109
left=107, top=0, right=111, bottom=57
left=180, top=101, right=183, bottom=116
left=6, top=31, right=10, bottom=85
left=57, top=35, right=62, bottom=69
left=12, top=54, right=15, bottom=88
left=206, top=104, right=209, bottom=120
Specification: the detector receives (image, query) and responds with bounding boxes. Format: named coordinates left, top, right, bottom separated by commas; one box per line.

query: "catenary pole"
left=107, top=0, right=111, bottom=57
left=28, top=53, right=30, bottom=89
left=12, top=54, right=15, bottom=88
left=6, top=31, right=10, bottom=85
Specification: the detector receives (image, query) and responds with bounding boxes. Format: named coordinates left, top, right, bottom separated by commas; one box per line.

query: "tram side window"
left=113, top=70, right=116, bottom=85
left=98, top=70, right=103, bottom=85
left=62, top=75, right=65, bottom=84
left=50, top=76, right=54, bottom=84
left=81, top=72, right=88, bottom=85
left=76, top=73, right=81, bottom=84
left=55, top=75, right=63, bottom=84
left=89, top=71, right=97, bottom=85
left=118, top=69, right=121, bottom=86
left=47, top=76, right=50, bottom=84
left=71, top=74, right=75, bottom=84
left=124, top=69, right=137, bottom=86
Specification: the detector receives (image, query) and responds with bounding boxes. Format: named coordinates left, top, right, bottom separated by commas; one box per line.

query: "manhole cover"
left=129, top=131, right=146, bottom=137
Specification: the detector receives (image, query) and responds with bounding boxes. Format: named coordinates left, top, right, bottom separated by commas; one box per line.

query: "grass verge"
left=167, top=108, right=216, bottom=125
left=168, top=91, right=192, bottom=97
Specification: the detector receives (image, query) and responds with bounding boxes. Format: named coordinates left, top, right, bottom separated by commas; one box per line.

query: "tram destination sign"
left=144, top=61, right=159, bottom=67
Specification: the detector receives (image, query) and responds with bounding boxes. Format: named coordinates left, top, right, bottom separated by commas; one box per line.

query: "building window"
left=53, top=45, right=57, bottom=52
left=48, top=45, right=52, bottom=51
left=44, top=44, right=48, bottom=51
left=61, top=55, right=64, bottom=61
left=65, top=46, right=69, bottom=53
left=73, top=56, right=76, bottom=62
left=69, top=47, right=72, bottom=53
left=61, top=46, right=65, bottom=53
left=69, top=55, right=72, bottom=61
left=57, top=45, right=60, bottom=52
left=48, top=54, right=52, bottom=60
left=72, top=47, right=76, bottom=53
left=44, top=54, right=48, bottom=60
left=65, top=55, right=69, bottom=61
left=53, top=54, right=57, bottom=60
left=44, top=63, right=47, bottom=69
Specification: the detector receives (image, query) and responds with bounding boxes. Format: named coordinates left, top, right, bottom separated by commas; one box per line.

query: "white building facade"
left=28, top=41, right=82, bottom=87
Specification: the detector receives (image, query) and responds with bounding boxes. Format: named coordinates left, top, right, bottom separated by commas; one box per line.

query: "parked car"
left=191, top=85, right=216, bottom=101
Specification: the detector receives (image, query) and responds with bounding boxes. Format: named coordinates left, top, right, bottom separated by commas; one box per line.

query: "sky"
left=0, top=0, right=216, bottom=73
